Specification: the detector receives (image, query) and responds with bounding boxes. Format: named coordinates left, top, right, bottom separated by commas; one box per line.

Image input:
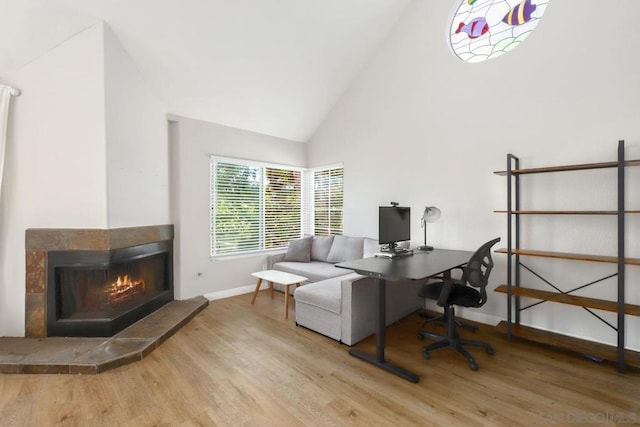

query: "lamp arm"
left=423, top=223, right=427, bottom=245
left=421, top=211, right=427, bottom=246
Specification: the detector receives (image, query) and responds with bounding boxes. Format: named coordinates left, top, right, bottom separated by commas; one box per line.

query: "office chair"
left=419, top=281, right=479, bottom=332
left=417, top=237, right=500, bottom=371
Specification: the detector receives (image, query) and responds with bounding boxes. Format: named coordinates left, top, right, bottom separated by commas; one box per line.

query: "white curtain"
left=0, top=84, right=19, bottom=202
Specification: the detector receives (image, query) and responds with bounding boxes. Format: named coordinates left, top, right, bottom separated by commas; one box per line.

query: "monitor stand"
left=375, top=242, right=414, bottom=258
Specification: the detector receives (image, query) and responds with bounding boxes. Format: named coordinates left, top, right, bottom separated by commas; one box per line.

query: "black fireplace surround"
left=47, top=240, right=174, bottom=337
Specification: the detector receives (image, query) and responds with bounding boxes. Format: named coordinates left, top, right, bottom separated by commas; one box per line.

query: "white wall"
left=103, top=25, right=169, bottom=227
left=0, top=22, right=171, bottom=336
left=169, top=116, right=306, bottom=299
left=308, top=0, right=640, bottom=349
left=0, top=24, right=108, bottom=335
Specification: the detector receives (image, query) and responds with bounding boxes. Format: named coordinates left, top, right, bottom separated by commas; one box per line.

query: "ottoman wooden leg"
left=284, top=284, right=291, bottom=318
left=284, top=283, right=302, bottom=319
left=250, top=278, right=263, bottom=304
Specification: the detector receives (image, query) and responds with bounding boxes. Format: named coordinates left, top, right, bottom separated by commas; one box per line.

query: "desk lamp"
left=418, top=206, right=441, bottom=251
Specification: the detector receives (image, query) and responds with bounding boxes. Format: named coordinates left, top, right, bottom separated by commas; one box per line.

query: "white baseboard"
left=455, top=308, right=503, bottom=327
left=204, top=283, right=264, bottom=301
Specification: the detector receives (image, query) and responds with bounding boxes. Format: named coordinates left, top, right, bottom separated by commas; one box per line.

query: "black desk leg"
left=349, top=278, right=419, bottom=383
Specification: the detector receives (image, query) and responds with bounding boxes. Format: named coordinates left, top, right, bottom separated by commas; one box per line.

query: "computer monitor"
left=378, top=206, right=411, bottom=251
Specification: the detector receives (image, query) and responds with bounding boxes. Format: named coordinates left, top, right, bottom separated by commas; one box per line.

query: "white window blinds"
left=211, top=159, right=302, bottom=256
left=264, top=167, right=302, bottom=249
left=313, top=166, right=344, bottom=235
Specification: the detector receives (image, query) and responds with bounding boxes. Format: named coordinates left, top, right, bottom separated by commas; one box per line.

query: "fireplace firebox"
left=47, top=241, right=173, bottom=337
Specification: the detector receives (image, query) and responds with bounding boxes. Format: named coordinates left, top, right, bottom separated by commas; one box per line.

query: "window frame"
left=210, top=156, right=306, bottom=258
left=210, top=156, right=344, bottom=258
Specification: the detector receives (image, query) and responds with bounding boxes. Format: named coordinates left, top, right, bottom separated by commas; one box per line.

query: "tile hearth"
left=0, top=296, right=208, bottom=375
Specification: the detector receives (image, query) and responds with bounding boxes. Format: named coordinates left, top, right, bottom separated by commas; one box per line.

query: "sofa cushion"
left=274, top=261, right=352, bottom=283
left=326, top=236, right=364, bottom=263
left=294, top=278, right=342, bottom=315
left=311, top=235, right=334, bottom=262
left=283, top=236, right=312, bottom=262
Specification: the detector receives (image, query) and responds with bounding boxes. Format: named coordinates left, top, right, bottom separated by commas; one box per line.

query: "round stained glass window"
left=449, top=0, right=549, bottom=63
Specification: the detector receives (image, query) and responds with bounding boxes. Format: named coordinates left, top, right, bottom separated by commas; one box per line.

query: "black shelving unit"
left=494, top=140, right=640, bottom=372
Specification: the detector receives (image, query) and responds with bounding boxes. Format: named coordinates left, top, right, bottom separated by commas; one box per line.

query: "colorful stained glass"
left=450, top=0, right=550, bottom=63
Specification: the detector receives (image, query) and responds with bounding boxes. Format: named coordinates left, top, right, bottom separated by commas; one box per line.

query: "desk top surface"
left=336, top=249, right=473, bottom=281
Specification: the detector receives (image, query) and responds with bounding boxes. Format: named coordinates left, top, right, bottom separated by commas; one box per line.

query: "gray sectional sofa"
left=267, top=235, right=424, bottom=345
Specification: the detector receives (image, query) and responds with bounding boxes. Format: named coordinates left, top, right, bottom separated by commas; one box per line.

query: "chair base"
left=418, top=309, right=479, bottom=332
left=417, top=306, right=494, bottom=371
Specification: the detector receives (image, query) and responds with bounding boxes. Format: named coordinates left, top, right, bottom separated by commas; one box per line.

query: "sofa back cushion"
left=310, top=235, right=335, bottom=262
left=326, top=236, right=364, bottom=263
left=363, top=238, right=379, bottom=258
left=283, top=236, right=313, bottom=262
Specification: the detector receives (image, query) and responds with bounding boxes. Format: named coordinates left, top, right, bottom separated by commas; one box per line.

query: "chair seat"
left=419, top=282, right=481, bottom=307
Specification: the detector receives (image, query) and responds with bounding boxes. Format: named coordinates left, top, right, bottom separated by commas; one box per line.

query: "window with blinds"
left=211, top=158, right=302, bottom=256
left=313, top=166, right=344, bottom=235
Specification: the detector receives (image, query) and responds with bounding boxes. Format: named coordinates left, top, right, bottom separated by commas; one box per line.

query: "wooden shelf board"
left=494, top=248, right=640, bottom=266
left=495, top=321, right=640, bottom=369
left=493, top=159, right=640, bottom=176
left=494, top=284, right=640, bottom=316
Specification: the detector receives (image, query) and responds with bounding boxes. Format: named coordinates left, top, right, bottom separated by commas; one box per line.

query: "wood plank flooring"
left=1, top=290, right=639, bottom=426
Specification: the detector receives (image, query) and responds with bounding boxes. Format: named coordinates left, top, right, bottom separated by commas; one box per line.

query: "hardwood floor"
left=1, top=291, right=639, bottom=426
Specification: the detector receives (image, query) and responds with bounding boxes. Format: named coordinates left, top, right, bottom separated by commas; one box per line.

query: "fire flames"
left=108, top=274, right=145, bottom=303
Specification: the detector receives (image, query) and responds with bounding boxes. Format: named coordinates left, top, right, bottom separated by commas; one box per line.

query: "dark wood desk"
left=336, top=249, right=473, bottom=383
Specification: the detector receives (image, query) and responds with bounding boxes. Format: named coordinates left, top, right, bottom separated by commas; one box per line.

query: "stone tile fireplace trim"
left=25, top=224, right=174, bottom=338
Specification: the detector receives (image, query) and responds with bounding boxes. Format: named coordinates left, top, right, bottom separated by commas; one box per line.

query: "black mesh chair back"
left=460, top=236, right=500, bottom=307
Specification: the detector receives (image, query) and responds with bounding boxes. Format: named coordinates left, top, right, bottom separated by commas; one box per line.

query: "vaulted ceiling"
left=0, top=0, right=411, bottom=141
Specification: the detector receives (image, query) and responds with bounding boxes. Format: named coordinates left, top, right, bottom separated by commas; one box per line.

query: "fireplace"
left=46, top=241, right=173, bottom=337
left=25, top=225, right=174, bottom=338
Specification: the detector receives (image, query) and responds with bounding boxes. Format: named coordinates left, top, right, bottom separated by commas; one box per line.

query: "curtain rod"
left=0, top=84, right=20, bottom=96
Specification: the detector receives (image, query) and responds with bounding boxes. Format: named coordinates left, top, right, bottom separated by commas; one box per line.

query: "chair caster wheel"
left=486, top=346, right=495, bottom=355
left=417, top=332, right=424, bottom=341
left=470, top=362, right=479, bottom=371
left=422, top=349, right=431, bottom=359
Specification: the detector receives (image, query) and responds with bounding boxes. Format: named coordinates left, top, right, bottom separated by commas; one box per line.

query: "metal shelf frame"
left=498, top=140, right=631, bottom=373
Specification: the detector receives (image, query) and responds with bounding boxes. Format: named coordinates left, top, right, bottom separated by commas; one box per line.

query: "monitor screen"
left=378, top=206, right=411, bottom=245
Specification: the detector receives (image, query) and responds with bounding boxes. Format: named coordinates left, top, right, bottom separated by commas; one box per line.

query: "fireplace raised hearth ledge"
left=25, top=225, right=174, bottom=338
left=0, top=296, right=209, bottom=374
